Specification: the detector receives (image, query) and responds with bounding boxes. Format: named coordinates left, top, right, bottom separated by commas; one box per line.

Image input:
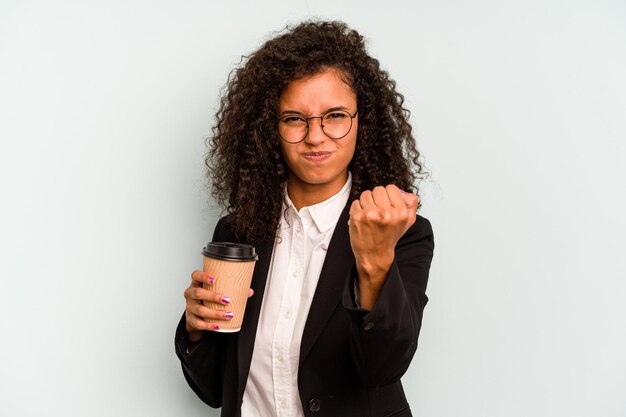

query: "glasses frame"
left=278, top=109, right=358, bottom=144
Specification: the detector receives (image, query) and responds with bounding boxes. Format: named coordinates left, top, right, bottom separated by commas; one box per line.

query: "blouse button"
left=308, top=398, right=321, bottom=412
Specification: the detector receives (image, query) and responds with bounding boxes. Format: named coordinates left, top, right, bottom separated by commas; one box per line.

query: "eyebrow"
left=279, top=105, right=351, bottom=117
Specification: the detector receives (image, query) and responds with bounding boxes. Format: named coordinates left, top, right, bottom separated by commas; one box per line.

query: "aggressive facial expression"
left=278, top=68, right=358, bottom=205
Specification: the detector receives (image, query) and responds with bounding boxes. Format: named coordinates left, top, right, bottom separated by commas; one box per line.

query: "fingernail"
left=212, top=324, right=220, bottom=330
left=207, top=276, right=215, bottom=284
left=220, top=297, right=231, bottom=305
left=224, top=311, right=234, bottom=320
left=400, top=189, right=407, bottom=194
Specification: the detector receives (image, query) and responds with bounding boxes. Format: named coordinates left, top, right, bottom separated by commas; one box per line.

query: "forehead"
left=279, top=68, right=356, bottom=111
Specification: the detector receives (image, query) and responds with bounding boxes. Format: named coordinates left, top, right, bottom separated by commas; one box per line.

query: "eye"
left=325, top=111, right=348, bottom=120
left=281, top=116, right=306, bottom=125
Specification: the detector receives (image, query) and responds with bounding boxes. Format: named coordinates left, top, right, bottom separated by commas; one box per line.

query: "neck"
left=287, top=172, right=348, bottom=211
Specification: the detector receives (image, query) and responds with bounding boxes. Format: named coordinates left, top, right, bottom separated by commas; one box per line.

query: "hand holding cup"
left=184, top=271, right=254, bottom=340
left=184, top=242, right=258, bottom=340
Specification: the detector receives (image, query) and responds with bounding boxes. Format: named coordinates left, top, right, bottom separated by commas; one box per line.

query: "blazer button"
left=363, top=322, right=374, bottom=331
left=308, top=398, right=321, bottom=412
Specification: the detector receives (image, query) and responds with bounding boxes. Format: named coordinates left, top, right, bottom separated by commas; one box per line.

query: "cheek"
left=343, top=134, right=358, bottom=161
left=279, top=143, right=297, bottom=167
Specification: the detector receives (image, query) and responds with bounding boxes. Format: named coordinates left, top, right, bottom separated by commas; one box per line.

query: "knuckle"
left=197, top=305, right=211, bottom=318
left=365, top=210, right=380, bottom=222
left=382, top=210, right=393, bottom=223
left=398, top=209, right=409, bottom=222
left=186, top=287, right=197, bottom=300
left=185, top=300, right=197, bottom=314
left=193, top=287, right=205, bottom=300
left=187, top=314, right=200, bottom=330
left=191, top=315, right=208, bottom=330
left=195, top=318, right=208, bottom=331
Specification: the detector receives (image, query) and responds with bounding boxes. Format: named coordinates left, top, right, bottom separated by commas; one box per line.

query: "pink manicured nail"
left=212, top=324, right=220, bottom=330
left=207, top=276, right=215, bottom=284
left=400, top=189, right=407, bottom=194
left=224, top=311, right=234, bottom=320
left=220, top=297, right=231, bottom=305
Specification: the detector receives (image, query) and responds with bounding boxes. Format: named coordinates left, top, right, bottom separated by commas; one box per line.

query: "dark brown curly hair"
left=207, top=20, right=427, bottom=244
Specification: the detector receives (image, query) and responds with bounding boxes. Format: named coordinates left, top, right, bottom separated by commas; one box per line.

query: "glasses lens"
left=279, top=116, right=307, bottom=143
left=322, top=111, right=352, bottom=139
left=278, top=110, right=354, bottom=143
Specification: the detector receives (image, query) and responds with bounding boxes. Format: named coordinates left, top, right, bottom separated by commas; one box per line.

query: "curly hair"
left=207, top=20, right=427, bottom=244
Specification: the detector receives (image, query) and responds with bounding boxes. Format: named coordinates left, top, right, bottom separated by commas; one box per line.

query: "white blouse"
left=241, top=173, right=352, bottom=417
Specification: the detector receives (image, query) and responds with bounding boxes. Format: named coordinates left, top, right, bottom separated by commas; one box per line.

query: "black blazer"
left=175, top=202, right=434, bottom=417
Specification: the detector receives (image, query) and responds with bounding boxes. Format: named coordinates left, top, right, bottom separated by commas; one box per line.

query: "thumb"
left=400, top=189, right=419, bottom=211
left=400, top=190, right=419, bottom=228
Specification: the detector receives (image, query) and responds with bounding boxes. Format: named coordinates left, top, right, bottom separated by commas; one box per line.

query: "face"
left=278, top=68, right=358, bottom=202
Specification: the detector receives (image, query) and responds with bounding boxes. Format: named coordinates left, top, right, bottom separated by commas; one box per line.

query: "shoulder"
left=396, top=214, right=434, bottom=251
left=411, top=214, right=434, bottom=238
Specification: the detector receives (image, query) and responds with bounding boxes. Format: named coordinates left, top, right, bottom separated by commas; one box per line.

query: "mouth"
left=302, top=151, right=332, bottom=162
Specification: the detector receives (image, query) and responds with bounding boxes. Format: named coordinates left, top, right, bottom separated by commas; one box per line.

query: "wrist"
left=354, top=251, right=394, bottom=281
left=354, top=253, right=393, bottom=310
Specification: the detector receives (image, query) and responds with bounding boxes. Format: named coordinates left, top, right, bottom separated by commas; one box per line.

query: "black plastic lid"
left=202, top=242, right=258, bottom=262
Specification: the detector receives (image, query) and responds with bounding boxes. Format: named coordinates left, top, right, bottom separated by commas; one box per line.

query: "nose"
left=304, top=117, right=327, bottom=145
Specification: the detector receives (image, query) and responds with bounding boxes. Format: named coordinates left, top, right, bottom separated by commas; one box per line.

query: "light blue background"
left=1, top=1, right=625, bottom=416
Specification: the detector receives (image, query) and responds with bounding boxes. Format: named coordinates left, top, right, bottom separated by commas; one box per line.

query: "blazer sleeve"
left=173, top=216, right=231, bottom=407
left=174, top=314, right=225, bottom=407
left=341, top=215, right=435, bottom=387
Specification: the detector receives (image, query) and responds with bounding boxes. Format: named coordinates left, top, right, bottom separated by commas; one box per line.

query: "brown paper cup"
left=201, top=242, right=257, bottom=332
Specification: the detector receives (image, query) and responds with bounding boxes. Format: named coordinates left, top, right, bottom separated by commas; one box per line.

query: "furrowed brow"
left=279, top=109, right=306, bottom=117
left=323, top=106, right=350, bottom=113
left=279, top=106, right=350, bottom=117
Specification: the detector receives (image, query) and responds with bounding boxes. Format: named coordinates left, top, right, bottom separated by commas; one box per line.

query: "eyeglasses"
left=278, top=109, right=358, bottom=144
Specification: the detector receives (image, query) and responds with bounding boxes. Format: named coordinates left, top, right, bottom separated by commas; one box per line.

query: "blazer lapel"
left=299, top=201, right=355, bottom=365
left=236, top=237, right=273, bottom=400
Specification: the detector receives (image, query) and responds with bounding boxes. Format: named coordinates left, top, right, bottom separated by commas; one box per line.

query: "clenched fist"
left=348, top=184, right=419, bottom=309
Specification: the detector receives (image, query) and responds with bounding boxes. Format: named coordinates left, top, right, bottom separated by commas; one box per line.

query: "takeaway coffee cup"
left=201, top=242, right=258, bottom=332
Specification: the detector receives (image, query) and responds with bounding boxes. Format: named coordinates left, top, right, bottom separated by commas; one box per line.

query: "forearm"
left=344, top=217, right=434, bottom=386
left=354, top=249, right=393, bottom=310
left=174, top=313, right=224, bottom=407
left=345, top=263, right=424, bottom=386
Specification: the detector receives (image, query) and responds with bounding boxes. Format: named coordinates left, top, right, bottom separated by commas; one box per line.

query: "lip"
left=302, top=151, right=332, bottom=162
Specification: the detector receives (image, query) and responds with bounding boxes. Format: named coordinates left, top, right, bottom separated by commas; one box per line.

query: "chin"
left=302, top=176, right=331, bottom=185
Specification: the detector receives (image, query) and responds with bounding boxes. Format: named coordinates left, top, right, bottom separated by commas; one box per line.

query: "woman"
left=175, top=20, right=434, bottom=417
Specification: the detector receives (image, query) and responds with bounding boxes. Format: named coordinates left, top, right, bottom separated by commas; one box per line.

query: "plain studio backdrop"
left=1, top=0, right=625, bottom=416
